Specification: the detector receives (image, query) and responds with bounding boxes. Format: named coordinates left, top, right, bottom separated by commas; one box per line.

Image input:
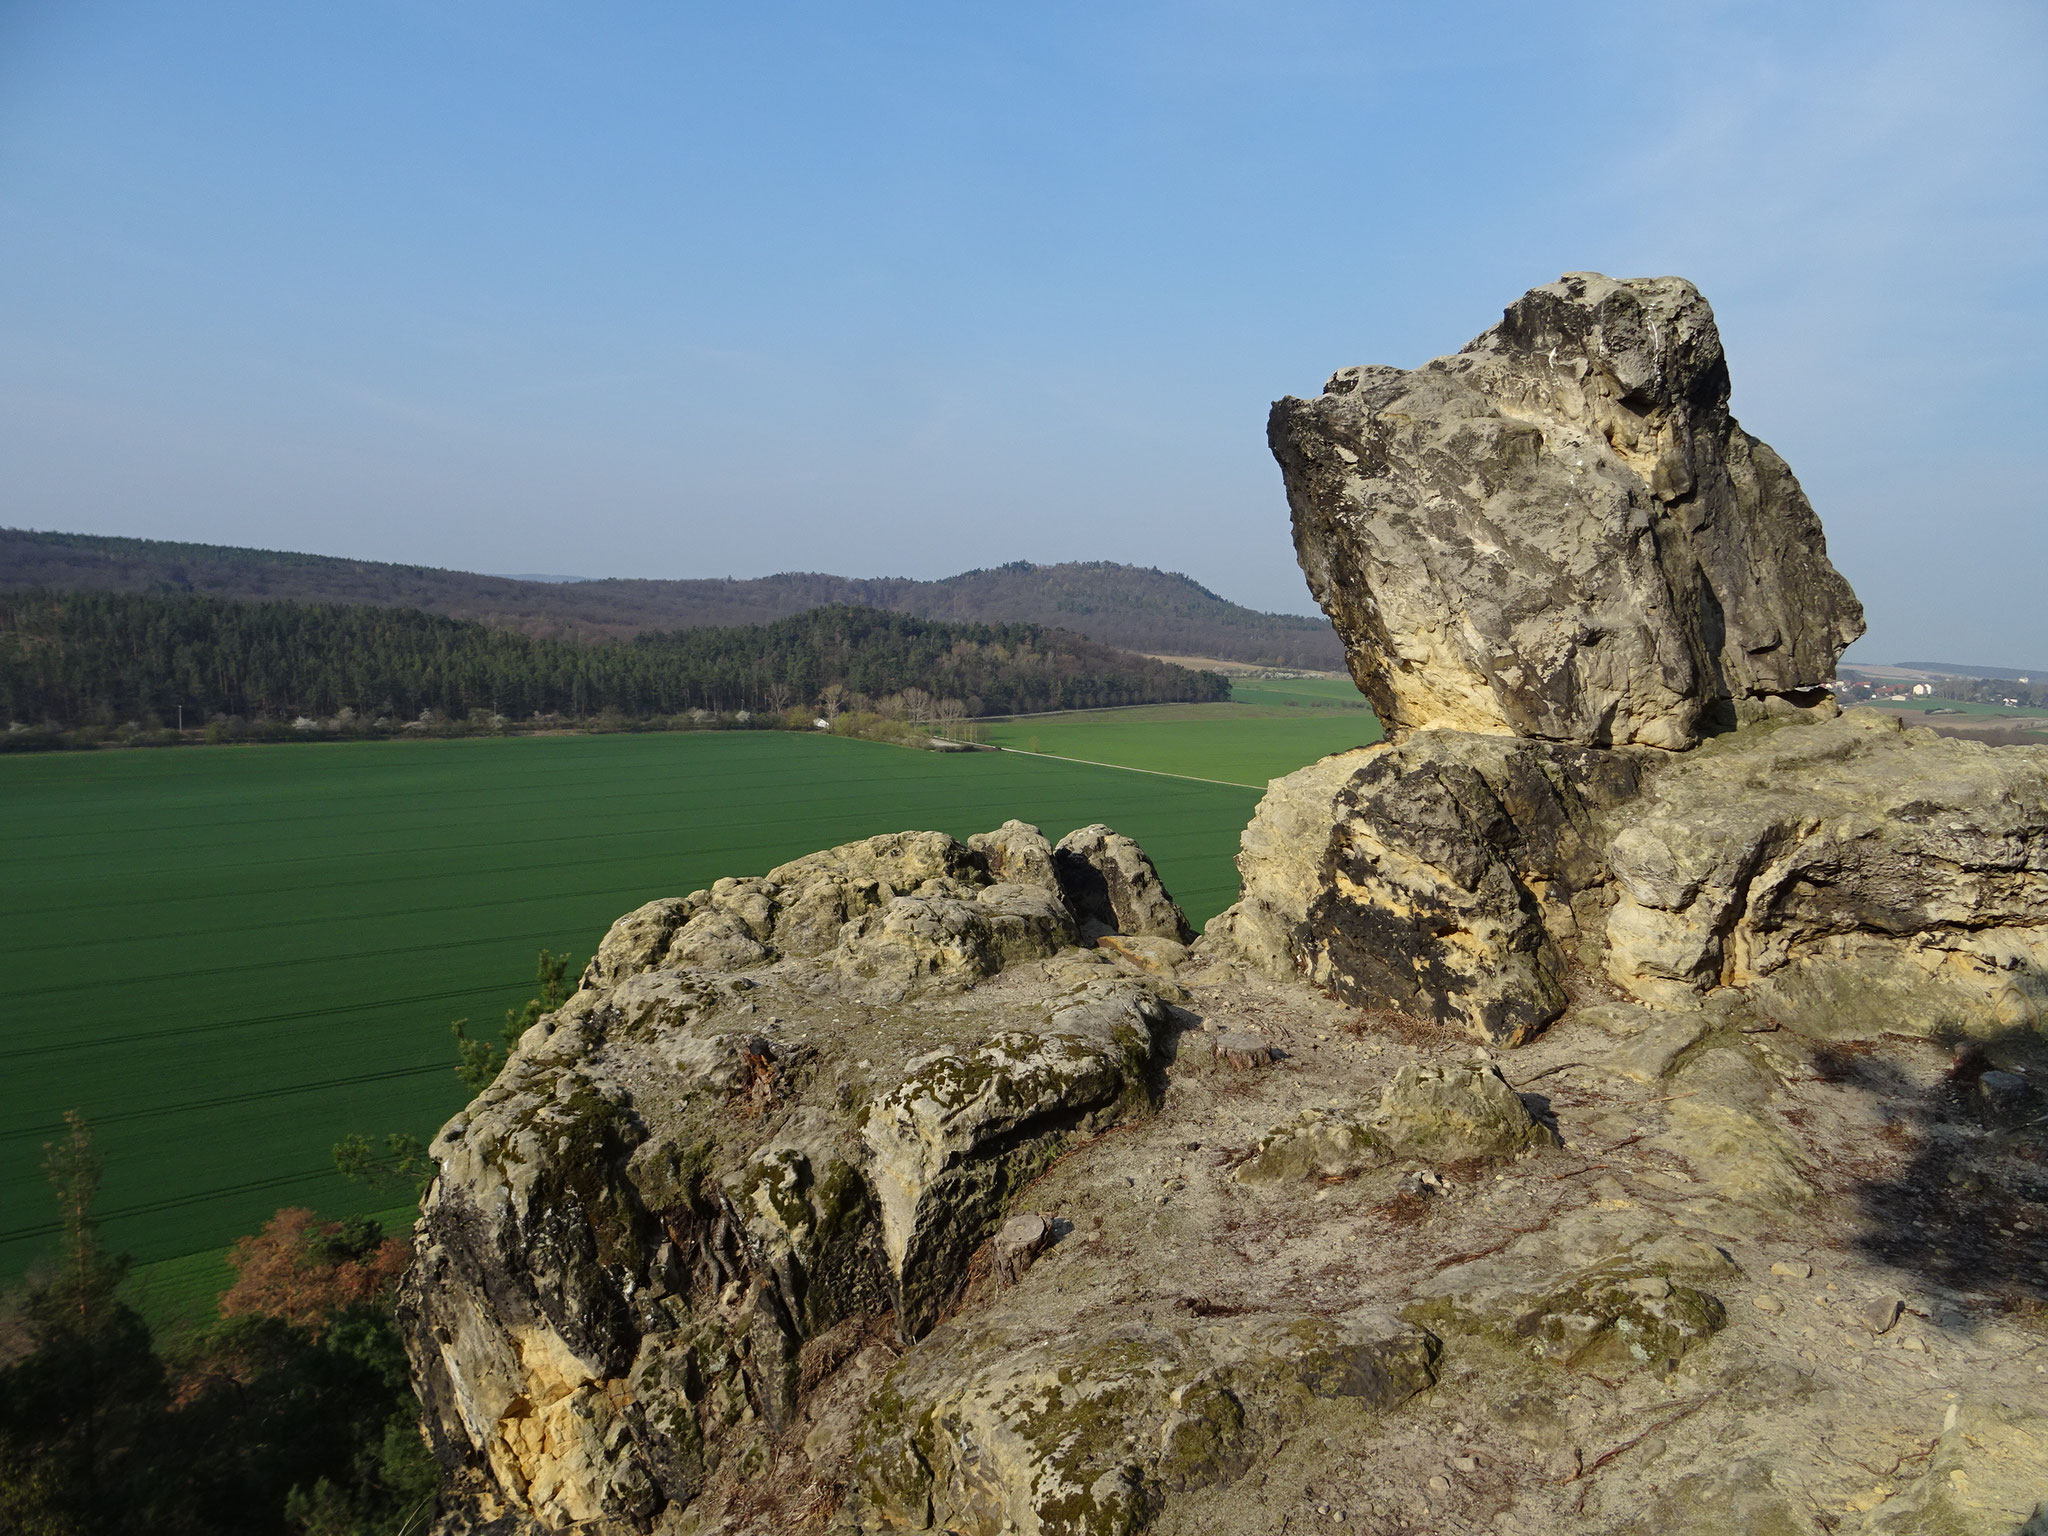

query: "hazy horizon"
left=4, top=2, right=2042, bottom=662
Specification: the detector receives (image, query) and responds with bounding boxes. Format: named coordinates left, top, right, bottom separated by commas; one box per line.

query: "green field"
left=982, top=675, right=1382, bottom=785
left=1862, top=696, right=2048, bottom=721
left=2, top=730, right=1271, bottom=1285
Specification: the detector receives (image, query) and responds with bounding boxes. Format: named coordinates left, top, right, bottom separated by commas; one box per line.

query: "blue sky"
left=2, top=2, right=2042, bottom=664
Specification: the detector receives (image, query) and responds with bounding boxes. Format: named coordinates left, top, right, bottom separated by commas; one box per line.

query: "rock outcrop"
left=401, top=826, right=1201, bottom=1532
left=1213, top=707, right=2048, bottom=1043
left=1271, top=272, right=1864, bottom=749
left=1213, top=272, right=2048, bottom=1046
left=399, top=276, right=2048, bottom=1536
left=1053, top=824, right=1195, bottom=943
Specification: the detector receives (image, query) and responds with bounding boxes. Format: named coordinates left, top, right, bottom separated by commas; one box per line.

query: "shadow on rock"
left=1817, top=1023, right=2048, bottom=1320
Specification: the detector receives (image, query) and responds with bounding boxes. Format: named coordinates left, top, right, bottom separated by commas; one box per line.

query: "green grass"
left=1224, top=675, right=1371, bottom=709
left=1861, top=696, right=2048, bottom=721
left=118, top=1248, right=238, bottom=1342
left=2, top=731, right=1261, bottom=1281
left=982, top=678, right=1382, bottom=786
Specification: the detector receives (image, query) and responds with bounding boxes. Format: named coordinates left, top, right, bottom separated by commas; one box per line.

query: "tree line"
left=2, top=529, right=1345, bottom=668
left=0, top=589, right=1229, bottom=731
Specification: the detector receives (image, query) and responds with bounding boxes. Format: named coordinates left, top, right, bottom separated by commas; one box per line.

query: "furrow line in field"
left=6, top=983, right=516, bottom=1060
left=0, top=1165, right=339, bottom=1246
left=7, top=925, right=575, bottom=1002
left=0, top=1060, right=452, bottom=1143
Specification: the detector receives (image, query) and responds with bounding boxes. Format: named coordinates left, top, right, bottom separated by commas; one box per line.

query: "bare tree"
left=819, top=683, right=845, bottom=722
left=901, top=687, right=935, bottom=725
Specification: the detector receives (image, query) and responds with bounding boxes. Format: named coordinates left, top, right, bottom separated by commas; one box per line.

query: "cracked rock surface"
left=407, top=878, right=2048, bottom=1535
left=1271, top=272, right=1863, bottom=750
left=1212, top=709, right=2048, bottom=1046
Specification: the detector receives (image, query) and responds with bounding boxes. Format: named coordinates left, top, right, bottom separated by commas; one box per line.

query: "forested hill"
left=0, top=528, right=1342, bottom=669
left=0, top=590, right=1228, bottom=729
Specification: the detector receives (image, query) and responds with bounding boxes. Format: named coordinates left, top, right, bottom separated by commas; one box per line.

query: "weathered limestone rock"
left=849, top=1308, right=1439, bottom=1534
left=1055, top=824, right=1196, bottom=943
left=967, top=818, right=1060, bottom=893
left=1372, top=1060, right=1556, bottom=1160
left=399, top=274, right=2048, bottom=1536
left=401, top=823, right=1183, bottom=1533
left=1095, top=933, right=1190, bottom=975
left=1208, top=728, right=1640, bottom=1042
left=1211, top=709, right=2048, bottom=1044
left=1408, top=1206, right=1737, bottom=1373
left=861, top=981, right=1163, bottom=1335
left=1861, top=1398, right=2048, bottom=1535
left=833, top=881, right=1076, bottom=996
left=1235, top=1106, right=1389, bottom=1183
left=1600, top=710, right=2048, bottom=1031
left=1238, top=1059, right=1550, bottom=1182
left=1271, top=272, right=1864, bottom=749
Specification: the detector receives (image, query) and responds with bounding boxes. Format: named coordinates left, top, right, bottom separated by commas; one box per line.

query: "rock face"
left=399, top=825, right=1281, bottom=1534
left=1270, top=272, right=1864, bottom=750
left=1210, top=728, right=1640, bottom=1042
left=1214, top=709, right=2048, bottom=1043
left=1225, top=277, right=2048, bottom=1041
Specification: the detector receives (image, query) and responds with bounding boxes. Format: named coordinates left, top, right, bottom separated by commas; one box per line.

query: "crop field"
left=2, top=730, right=1268, bottom=1290
left=1860, top=696, right=2048, bottom=720
left=981, top=675, right=1382, bottom=785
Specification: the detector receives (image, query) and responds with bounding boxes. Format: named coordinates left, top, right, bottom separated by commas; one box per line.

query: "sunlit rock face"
left=1270, top=272, right=1864, bottom=750
left=1213, top=274, right=2048, bottom=1048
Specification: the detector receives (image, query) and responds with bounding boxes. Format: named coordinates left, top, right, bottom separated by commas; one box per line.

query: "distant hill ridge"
left=0, top=528, right=1344, bottom=670
left=1892, top=661, right=2045, bottom=682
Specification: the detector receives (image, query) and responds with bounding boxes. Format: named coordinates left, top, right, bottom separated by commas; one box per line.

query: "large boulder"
left=1270, top=272, right=1863, bottom=750
left=1055, top=824, right=1196, bottom=943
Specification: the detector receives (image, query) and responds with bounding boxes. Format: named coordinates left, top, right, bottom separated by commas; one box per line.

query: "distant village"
left=1835, top=665, right=2042, bottom=711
